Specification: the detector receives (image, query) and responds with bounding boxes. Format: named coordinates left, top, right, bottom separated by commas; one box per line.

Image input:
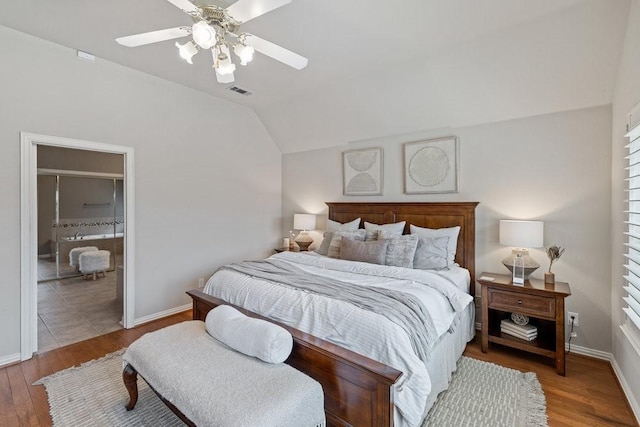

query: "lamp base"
left=294, top=231, right=313, bottom=252
left=501, top=249, right=540, bottom=280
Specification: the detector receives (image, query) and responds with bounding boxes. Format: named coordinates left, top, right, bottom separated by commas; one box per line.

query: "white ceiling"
left=0, top=0, right=630, bottom=153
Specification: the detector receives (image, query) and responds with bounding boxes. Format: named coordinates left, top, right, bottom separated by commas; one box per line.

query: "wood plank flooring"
left=0, top=311, right=637, bottom=427
left=464, top=336, right=639, bottom=427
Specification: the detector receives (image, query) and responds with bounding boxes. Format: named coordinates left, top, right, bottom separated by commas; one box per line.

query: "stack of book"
left=500, top=319, right=537, bottom=341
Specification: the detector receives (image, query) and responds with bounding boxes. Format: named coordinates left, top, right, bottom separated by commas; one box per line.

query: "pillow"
left=328, top=217, right=361, bottom=232
left=205, top=305, right=293, bottom=364
left=315, top=231, right=333, bottom=256
left=339, top=238, right=389, bottom=265
left=327, top=229, right=366, bottom=258
left=378, top=231, right=418, bottom=268
left=410, top=224, right=460, bottom=264
left=364, top=229, right=379, bottom=241
left=413, top=236, right=450, bottom=270
left=364, top=221, right=406, bottom=237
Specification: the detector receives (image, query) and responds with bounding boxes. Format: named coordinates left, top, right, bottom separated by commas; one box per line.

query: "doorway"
left=20, top=133, right=135, bottom=360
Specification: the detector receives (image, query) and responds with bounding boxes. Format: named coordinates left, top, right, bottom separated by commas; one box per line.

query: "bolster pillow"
left=205, top=305, right=293, bottom=364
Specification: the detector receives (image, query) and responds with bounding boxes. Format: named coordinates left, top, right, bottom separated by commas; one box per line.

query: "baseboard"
left=133, top=303, right=191, bottom=327
left=0, top=352, right=21, bottom=369
left=564, top=343, right=612, bottom=361
left=38, top=254, right=51, bottom=259
left=611, top=356, right=640, bottom=424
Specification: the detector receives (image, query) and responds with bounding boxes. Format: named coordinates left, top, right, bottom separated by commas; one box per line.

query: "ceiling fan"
left=116, top=0, right=308, bottom=84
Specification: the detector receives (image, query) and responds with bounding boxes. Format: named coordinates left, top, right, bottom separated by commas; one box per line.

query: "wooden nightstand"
left=274, top=247, right=300, bottom=253
left=478, top=272, right=571, bottom=376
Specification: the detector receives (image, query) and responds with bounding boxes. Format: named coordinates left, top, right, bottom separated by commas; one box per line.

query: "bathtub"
left=61, top=232, right=124, bottom=241
left=56, top=233, right=124, bottom=263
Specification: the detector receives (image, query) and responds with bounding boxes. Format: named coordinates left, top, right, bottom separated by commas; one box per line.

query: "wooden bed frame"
left=188, top=201, right=478, bottom=426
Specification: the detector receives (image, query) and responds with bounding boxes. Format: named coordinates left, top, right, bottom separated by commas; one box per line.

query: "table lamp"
left=499, top=220, right=544, bottom=281
left=293, top=214, right=317, bottom=251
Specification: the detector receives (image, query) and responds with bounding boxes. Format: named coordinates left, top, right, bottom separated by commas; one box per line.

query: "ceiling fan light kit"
left=116, top=0, right=307, bottom=84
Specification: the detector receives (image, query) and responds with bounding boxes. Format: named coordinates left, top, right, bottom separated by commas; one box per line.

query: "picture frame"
left=403, top=136, right=459, bottom=194
left=342, top=147, right=383, bottom=196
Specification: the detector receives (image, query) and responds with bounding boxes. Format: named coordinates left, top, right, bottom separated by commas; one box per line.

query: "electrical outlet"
left=570, top=331, right=578, bottom=338
left=568, top=311, right=579, bottom=327
left=198, top=278, right=205, bottom=288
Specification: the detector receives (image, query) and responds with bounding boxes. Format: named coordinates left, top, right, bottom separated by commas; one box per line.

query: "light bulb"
left=192, top=21, right=216, bottom=49
left=175, top=41, right=198, bottom=64
left=214, top=45, right=236, bottom=75
left=233, top=43, right=254, bottom=66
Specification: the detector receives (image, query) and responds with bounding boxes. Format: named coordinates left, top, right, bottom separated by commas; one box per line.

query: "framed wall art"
left=404, top=136, right=459, bottom=194
left=342, top=147, right=383, bottom=196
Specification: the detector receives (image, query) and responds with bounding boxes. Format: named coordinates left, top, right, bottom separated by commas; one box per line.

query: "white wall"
left=611, top=0, right=640, bottom=418
left=283, top=105, right=613, bottom=352
left=0, top=25, right=282, bottom=361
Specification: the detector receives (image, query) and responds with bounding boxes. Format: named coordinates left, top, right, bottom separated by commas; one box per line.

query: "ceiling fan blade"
left=226, top=0, right=291, bottom=23
left=116, top=27, right=190, bottom=47
left=165, top=0, right=199, bottom=13
left=244, top=34, right=308, bottom=70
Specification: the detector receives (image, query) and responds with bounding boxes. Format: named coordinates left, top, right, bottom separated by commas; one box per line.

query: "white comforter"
left=203, top=252, right=473, bottom=427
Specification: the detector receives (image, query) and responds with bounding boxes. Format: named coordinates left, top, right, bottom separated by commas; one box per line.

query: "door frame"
left=20, top=132, right=135, bottom=360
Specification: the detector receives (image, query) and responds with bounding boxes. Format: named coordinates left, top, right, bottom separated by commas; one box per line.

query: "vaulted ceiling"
left=0, top=0, right=629, bottom=152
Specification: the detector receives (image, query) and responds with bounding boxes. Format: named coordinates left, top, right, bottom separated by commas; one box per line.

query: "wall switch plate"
left=198, top=278, right=205, bottom=288
left=568, top=312, right=579, bottom=327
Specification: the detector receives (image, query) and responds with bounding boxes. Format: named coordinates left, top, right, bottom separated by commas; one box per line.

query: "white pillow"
left=410, top=224, right=460, bottom=264
left=328, top=217, right=361, bottom=231
left=205, top=305, right=293, bottom=364
left=364, top=221, right=406, bottom=237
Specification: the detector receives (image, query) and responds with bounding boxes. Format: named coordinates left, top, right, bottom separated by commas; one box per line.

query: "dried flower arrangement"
left=546, top=245, right=565, bottom=273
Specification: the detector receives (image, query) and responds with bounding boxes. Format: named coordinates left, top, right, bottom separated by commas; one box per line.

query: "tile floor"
left=37, top=256, right=78, bottom=282
left=37, top=271, right=123, bottom=352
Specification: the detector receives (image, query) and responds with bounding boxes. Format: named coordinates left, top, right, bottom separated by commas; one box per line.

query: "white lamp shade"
left=293, top=214, right=316, bottom=231
left=499, top=220, right=544, bottom=248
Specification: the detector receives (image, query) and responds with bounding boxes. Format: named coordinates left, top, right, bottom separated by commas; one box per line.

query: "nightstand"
left=478, top=272, right=571, bottom=376
left=274, top=247, right=300, bottom=253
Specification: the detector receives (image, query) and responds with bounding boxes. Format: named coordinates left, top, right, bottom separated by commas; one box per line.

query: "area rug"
left=36, top=351, right=547, bottom=427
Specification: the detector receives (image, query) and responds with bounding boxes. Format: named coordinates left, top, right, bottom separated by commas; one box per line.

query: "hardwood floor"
left=464, top=336, right=639, bottom=427
left=1, top=312, right=637, bottom=427
left=0, top=310, right=191, bottom=427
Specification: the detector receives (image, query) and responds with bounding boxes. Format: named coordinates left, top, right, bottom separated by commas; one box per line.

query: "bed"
left=187, top=201, right=478, bottom=427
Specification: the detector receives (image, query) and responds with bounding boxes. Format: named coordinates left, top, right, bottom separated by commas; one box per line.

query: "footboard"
left=187, top=289, right=402, bottom=427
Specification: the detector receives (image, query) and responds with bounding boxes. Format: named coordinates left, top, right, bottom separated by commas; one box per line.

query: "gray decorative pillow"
left=379, top=231, right=419, bottom=268
left=327, top=229, right=366, bottom=258
left=339, top=238, right=389, bottom=265
left=364, top=221, right=406, bottom=237
left=364, top=229, right=379, bottom=241
left=414, top=236, right=450, bottom=270
left=315, top=231, right=333, bottom=256
left=410, top=224, right=460, bottom=264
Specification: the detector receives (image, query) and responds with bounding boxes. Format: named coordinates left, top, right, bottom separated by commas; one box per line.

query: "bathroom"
left=36, top=145, right=125, bottom=351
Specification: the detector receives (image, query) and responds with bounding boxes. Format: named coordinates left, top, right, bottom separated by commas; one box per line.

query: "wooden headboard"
left=326, top=202, right=479, bottom=295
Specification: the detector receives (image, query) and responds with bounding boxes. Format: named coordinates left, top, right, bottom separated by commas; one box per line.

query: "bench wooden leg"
left=123, top=364, right=139, bottom=411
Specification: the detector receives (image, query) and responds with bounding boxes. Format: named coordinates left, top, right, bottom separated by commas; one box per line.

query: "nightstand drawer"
left=487, top=289, right=555, bottom=318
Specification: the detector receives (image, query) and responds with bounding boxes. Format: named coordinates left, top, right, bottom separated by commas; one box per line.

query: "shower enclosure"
left=37, top=172, right=124, bottom=282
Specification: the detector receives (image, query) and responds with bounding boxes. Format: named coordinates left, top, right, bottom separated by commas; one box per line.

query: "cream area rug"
left=36, top=351, right=547, bottom=427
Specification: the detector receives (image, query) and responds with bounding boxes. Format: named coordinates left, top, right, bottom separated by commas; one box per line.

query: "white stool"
left=69, top=246, right=99, bottom=272
left=79, top=250, right=110, bottom=280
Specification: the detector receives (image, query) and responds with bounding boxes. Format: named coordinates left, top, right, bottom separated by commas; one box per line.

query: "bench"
left=122, top=320, right=325, bottom=427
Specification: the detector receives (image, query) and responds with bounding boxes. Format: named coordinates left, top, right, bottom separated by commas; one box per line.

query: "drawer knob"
left=517, top=300, right=523, bottom=304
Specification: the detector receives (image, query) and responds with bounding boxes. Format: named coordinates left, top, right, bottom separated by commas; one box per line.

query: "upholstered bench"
left=78, top=250, right=110, bottom=280
left=69, top=246, right=98, bottom=272
left=122, top=317, right=325, bottom=427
